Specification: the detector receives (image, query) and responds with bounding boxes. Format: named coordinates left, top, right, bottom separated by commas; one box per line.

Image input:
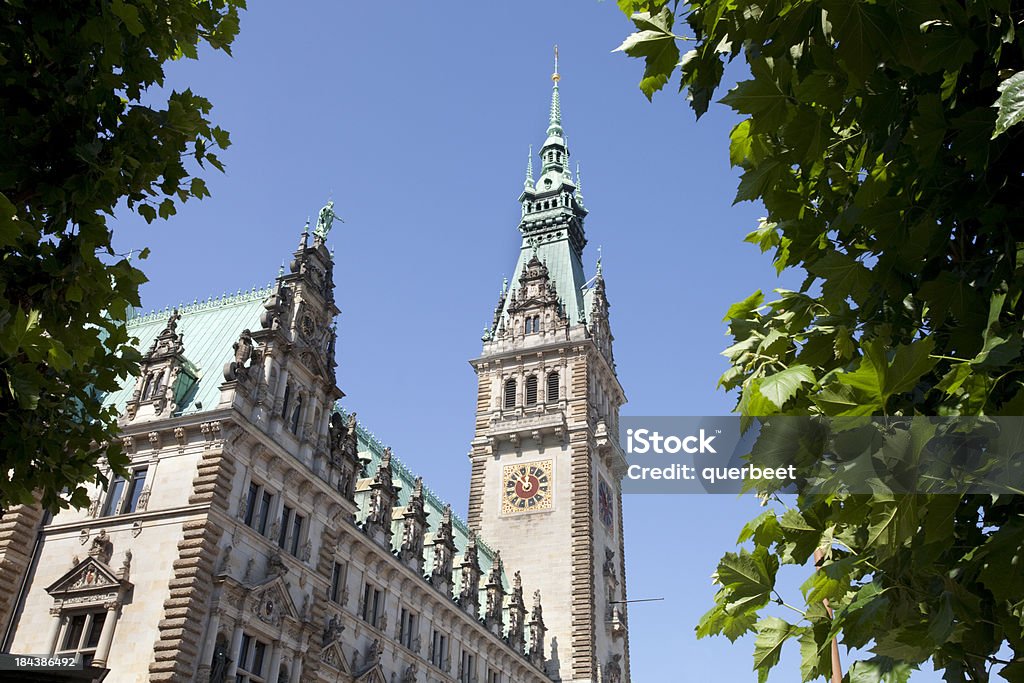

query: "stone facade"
left=0, top=61, right=630, bottom=683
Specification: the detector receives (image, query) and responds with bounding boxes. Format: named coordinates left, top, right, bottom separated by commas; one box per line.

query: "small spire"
left=596, top=244, right=603, bottom=276
left=575, top=162, right=584, bottom=204
left=548, top=45, right=562, bottom=135
left=525, top=145, right=534, bottom=188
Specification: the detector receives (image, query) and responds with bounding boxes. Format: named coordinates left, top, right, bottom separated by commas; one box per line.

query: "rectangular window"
left=101, top=476, right=126, bottom=517
left=361, top=583, right=384, bottom=628
left=330, top=562, right=345, bottom=603
left=460, top=649, right=476, bottom=683
left=236, top=633, right=268, bottom=683
left=57, top=610, right=106, bottom=667
left=243, top=483, right=259, bottom=526
left=399, top=607, right=418, bottom=649
left=123, top=467, right=148, bottom=513
left=430, top=628, right=448, bottom=669
left=278, top=506, right=292, bottom=548
left=257, top=490, right=272, bottom=534
left=289, top=512, right=304, bottom=557
left=487, top=668, right=501, bottom=683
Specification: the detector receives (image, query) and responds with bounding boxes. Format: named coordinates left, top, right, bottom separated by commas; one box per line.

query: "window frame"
left=55, top=609, right=106, bottom=667
left=361, top=582, right=385, bottom=629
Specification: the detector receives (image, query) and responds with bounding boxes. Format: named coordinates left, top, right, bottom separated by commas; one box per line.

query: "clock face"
left=502, top=460, right=553, bottom=514
left=598, top=477, right=614, bottom=531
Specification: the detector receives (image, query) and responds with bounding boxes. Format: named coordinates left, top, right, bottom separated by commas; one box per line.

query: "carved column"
left=225, top=623, right=245, bottom=678
left=198, top=609, right=222, bottom=677
left=46, top=609, right=64, bottom=655
left=288, top=653, right=302, bottom=683
left=90, top=599, right=121, bottom=668
left=267, top=640, right=283, bottom=680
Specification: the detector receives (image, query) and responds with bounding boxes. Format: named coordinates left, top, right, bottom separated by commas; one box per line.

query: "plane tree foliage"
left=0, top=0, right=244, bottom=513
left=616, top=1, right=1024, bottom=681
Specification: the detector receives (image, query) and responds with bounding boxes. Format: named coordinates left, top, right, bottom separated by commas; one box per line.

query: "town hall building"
left=0, top=58, right=631, bottom=683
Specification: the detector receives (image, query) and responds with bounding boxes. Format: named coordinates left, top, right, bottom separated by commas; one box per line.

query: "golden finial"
left=552, top=45, right=560, bottom=83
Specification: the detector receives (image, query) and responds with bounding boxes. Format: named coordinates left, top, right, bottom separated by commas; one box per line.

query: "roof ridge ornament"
left=525, top=145, right=534, bottom=189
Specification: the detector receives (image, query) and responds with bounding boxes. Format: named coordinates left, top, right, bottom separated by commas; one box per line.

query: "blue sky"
left=110, top=3, right=944, bottom=681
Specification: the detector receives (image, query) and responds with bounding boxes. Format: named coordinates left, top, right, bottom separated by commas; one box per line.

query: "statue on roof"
left=314, top=200, right=343, bottom=239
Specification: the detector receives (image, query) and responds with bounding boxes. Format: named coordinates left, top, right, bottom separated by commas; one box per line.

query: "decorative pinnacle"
left=525, top=145, right=534, bottom=188
left=552, top=45, right=560, bottom=83
left=575, top=162, right=584, bottom=203
left=596, top=245, right=603, bottom=276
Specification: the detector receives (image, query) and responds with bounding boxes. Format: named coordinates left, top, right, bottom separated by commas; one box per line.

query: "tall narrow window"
left=525, top=375, right=538, bottom=406
left=361, top=583, right=384, bottom=628
left=460, top=649, right=476, bottom=683
left=289, top=395, right=303, bottom=434
left=330, top=562, right=345, bottom=603
left=289, top=512, right=304, bottom=557
left=101, top=476, right=126, bottom=517
left=487, top=668, right=502, bottom=683
left=399, top=607, right=418, bottom=649
left=547, top=371, right=559, bottom=402
left=122, top=467, right=147, bottom=514
left=430, top=629, right=449, bottom=669
left=278, top=506, right=292, bottom=548
left=503, top=379, right=516, bottom=409
left=256, top=490, right=272, bottom=534
left=281, top=383, right=292, bottom=419
left=236, top=633, right=268, bottom=683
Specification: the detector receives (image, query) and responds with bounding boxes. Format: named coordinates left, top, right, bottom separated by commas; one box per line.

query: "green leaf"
left=613, top=9, right=680, bottom=100
left=723, top=290, right=763, bottom=322
left=716, top=547, right=778, bottom=612
left=758, top=365, right=816, bottom=410
left=111, top=0, right=145, bottom=37
left=993, top=70, right=1024, bottom=138
left=752, top=617, right=798, bottom=683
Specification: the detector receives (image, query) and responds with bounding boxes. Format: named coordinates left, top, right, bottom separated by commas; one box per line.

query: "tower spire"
left=548, top=45, right=562, bottom=138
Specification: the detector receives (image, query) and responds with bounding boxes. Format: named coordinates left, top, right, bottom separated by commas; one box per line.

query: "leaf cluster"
left=616, top=0, right=1024, bottom=680
left=0, top=0, right=244, bottom=513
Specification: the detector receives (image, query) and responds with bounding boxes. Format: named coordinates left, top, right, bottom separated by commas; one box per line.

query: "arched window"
left=503, top=379, right=516, bottom=409
left=525, top=375, right=538, bottom=406
left=290, top=395, right=303, bottom=434
left=547, top=371, right=559, bottom=402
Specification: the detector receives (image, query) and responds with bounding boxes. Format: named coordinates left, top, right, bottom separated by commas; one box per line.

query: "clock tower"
left=468, top=52, right=631, bottom=683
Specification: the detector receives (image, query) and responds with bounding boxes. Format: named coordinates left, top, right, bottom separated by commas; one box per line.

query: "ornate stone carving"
left=135, top=486, right=151, bottom=512
left=528, top=589, right=546, bottom=669
left=429, top=505, right=456, bottom=594
left=604, top=653, right=623, bottom=683
left=87, top=529, right=113, bottom=565
left=398, top=477, right=428, bottom=571
left=458, top=531, right=482, bottom=617
left=322, top=613, right=344, bottom=647
left=223, top=329, right=255, bottom=381
left=484, top=551, right=505, bottom=634
left=507, top=570, right=526, bottom=653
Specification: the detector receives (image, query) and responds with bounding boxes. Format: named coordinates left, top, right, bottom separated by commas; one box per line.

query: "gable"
left=46, top=556, right=128, bottom=603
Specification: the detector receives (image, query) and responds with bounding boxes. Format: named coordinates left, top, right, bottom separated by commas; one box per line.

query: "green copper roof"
left=104, top=286, right=274, bottom=416
left=503, top=238, right=588, bottom=326
left=107, top=285, right=504, bottom=588
left=350, top=413, right=504, bottom=586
